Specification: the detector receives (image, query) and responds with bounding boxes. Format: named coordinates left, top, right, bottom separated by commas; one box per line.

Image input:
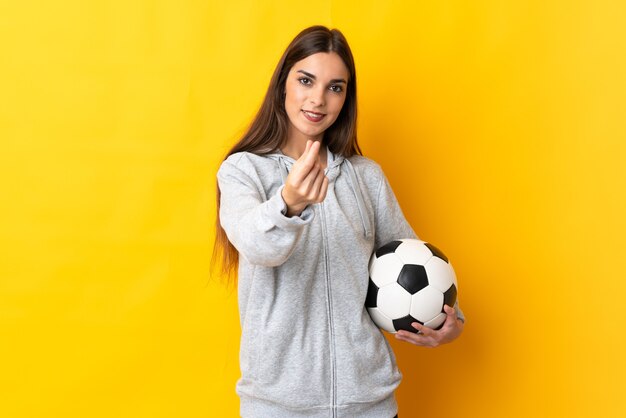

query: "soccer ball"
left=366, top=239, right=458, bottom=334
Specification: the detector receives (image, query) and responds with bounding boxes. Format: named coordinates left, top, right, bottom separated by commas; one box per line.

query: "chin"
left=298, top=127, right=325, bottom=139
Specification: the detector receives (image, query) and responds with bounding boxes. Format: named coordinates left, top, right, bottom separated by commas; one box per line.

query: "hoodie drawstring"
left=276, top=154, right=372, bottom=239
left=343, top=159, right=373, bottom=239
left=278, top=156, right=288, bottom=185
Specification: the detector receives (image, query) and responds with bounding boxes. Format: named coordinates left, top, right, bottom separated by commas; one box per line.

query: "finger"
left=316, top=176, right=329, bottom=202
left=411, top=322, right=433, bottom=337
left=292, top=143, right=317, bottom=181
left=444, top=304, right=458, bottom=321
left=309, top=169, right=326, bottom=200
left=300, top=162, right=321, bottom=194
left=395, top=330, right=431, bottom=346
left=298, top=140, right=312, bottom=160
left=395, top=330, right=417, bottom=341
left=294, top=141, right=312, bottom=170
left=294, top=141, right=319, bottom=177
left=395, top=332, right=418, bottom=345
left=304, top=140, right=321, bottom=166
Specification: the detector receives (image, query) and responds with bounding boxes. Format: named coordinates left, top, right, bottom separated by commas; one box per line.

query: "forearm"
left=220, top=185, right=314, bottom=267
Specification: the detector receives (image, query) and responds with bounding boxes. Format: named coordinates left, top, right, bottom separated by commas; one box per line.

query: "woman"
left=214, top=25, right=465, bottom=418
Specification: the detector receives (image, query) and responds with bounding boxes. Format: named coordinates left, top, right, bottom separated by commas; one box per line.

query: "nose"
left=309, top=85, right=326, bottom=107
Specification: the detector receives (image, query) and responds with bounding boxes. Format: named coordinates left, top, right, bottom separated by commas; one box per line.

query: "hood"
left=266, top=147, right=373, bottom=238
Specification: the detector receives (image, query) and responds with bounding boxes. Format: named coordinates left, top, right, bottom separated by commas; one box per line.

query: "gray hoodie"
left=217, top=147, right=465, bottom=418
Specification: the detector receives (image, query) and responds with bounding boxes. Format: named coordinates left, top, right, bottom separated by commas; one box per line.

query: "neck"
left=281, top=134, right=327, bottom=168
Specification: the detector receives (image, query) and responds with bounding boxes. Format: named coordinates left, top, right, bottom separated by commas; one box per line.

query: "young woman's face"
left=284, top=52, right=350, bottom=143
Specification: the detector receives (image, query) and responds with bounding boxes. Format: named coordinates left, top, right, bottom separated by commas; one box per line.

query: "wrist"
left=281, top=188, right=305, bottom=217
left=286, top=206, right=305, bottom=217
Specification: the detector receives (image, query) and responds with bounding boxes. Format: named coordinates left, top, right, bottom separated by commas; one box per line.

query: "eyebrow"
left=297, top=70, right=347, bottom=84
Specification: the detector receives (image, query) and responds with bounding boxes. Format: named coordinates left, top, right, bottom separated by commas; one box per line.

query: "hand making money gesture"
left=281, top=140, right=329, bottom=217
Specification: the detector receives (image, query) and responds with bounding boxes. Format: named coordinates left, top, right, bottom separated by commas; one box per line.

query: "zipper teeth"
left=319, top=203, right=337, bottom=417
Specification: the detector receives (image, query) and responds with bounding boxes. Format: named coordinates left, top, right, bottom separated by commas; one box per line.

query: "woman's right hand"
left=281, top=140, right=329, bottom=217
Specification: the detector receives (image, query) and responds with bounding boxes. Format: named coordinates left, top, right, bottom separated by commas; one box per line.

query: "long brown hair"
left=212, top=25, right=362, bottom=287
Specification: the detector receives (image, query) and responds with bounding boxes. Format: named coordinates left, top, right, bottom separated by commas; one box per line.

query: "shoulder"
left=218, top=151, right=276, bottom=177
left=221, top=151, right=271, bottom=168
left=346, top=154, right=386, bottom=187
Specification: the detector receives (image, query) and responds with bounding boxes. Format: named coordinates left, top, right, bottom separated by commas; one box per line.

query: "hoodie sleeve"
left=217, top=158, right=314, bottom=267
left=373, top=170, right=418, bottom=249
left=374, top=169, right=466, bottom=323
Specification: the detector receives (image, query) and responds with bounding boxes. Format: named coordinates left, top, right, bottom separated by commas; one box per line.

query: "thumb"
left=444, top=304, right=457, bottom=319
left=298, top=140, right=312, bottom=161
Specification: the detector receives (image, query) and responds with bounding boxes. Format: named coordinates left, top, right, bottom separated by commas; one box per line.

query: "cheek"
left=329, top=95, right=347, bottom=116
left=285, top=89, right=305, bottom=113
left=284, top=93, right=297, bottom=116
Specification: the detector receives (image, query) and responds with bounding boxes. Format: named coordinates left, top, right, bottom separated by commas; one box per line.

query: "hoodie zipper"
left=319, top=201, right=337, bottom=418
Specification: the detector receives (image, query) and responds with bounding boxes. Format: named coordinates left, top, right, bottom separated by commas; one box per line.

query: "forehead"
left=289, top=52, right=349, bottom=80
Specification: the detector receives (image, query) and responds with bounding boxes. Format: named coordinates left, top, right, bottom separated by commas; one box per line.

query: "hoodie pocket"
left=335, top=313, right=402, bottom=404
left=254, top=324, right=331, bottom=408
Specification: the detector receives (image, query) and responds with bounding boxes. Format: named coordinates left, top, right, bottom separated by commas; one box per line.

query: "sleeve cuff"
left=454, top=301, right=466, bottom=323
left=258, top=185, right=315, bottom=232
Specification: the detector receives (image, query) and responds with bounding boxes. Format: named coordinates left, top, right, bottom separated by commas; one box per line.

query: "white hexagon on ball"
left=424, top=256, right=456, bottom=293
left=394, top=239, right=433, bottom=266
left=377, top=282, right=412, bottom=319
left=423, top=312, right=447, bottom=330
left=369, top=253, right=404, bottom=288
left=366, top=307, right=395, bottom=333
left=410, top=286, right=444, bottom=323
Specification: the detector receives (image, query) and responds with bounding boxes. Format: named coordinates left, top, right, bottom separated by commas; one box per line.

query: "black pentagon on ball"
left=365, top=278, right=379, bottom=308
left=425, top=242, right=449, bottom=263
left=443, top=283, right=457, bottom=309
left=375, top=240, right=402, bottom=258
left=393, top=315, right=423, bottom=333
left=397, top=264, right=429, bottom=294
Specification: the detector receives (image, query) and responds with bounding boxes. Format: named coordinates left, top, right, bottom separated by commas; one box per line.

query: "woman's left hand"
left=394, top=304, right=464, bottom=347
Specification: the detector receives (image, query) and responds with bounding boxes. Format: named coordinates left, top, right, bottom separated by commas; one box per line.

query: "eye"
left=329, top=84, right=343, bottom=93
left=298, top=77, right=312, bottom=86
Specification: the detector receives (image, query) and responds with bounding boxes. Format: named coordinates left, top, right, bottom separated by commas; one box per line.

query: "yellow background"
left=1, top=1, right=625, bottom=417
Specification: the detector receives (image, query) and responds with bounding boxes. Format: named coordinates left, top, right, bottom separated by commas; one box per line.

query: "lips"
left=302, top=110, right=326, bottom=122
